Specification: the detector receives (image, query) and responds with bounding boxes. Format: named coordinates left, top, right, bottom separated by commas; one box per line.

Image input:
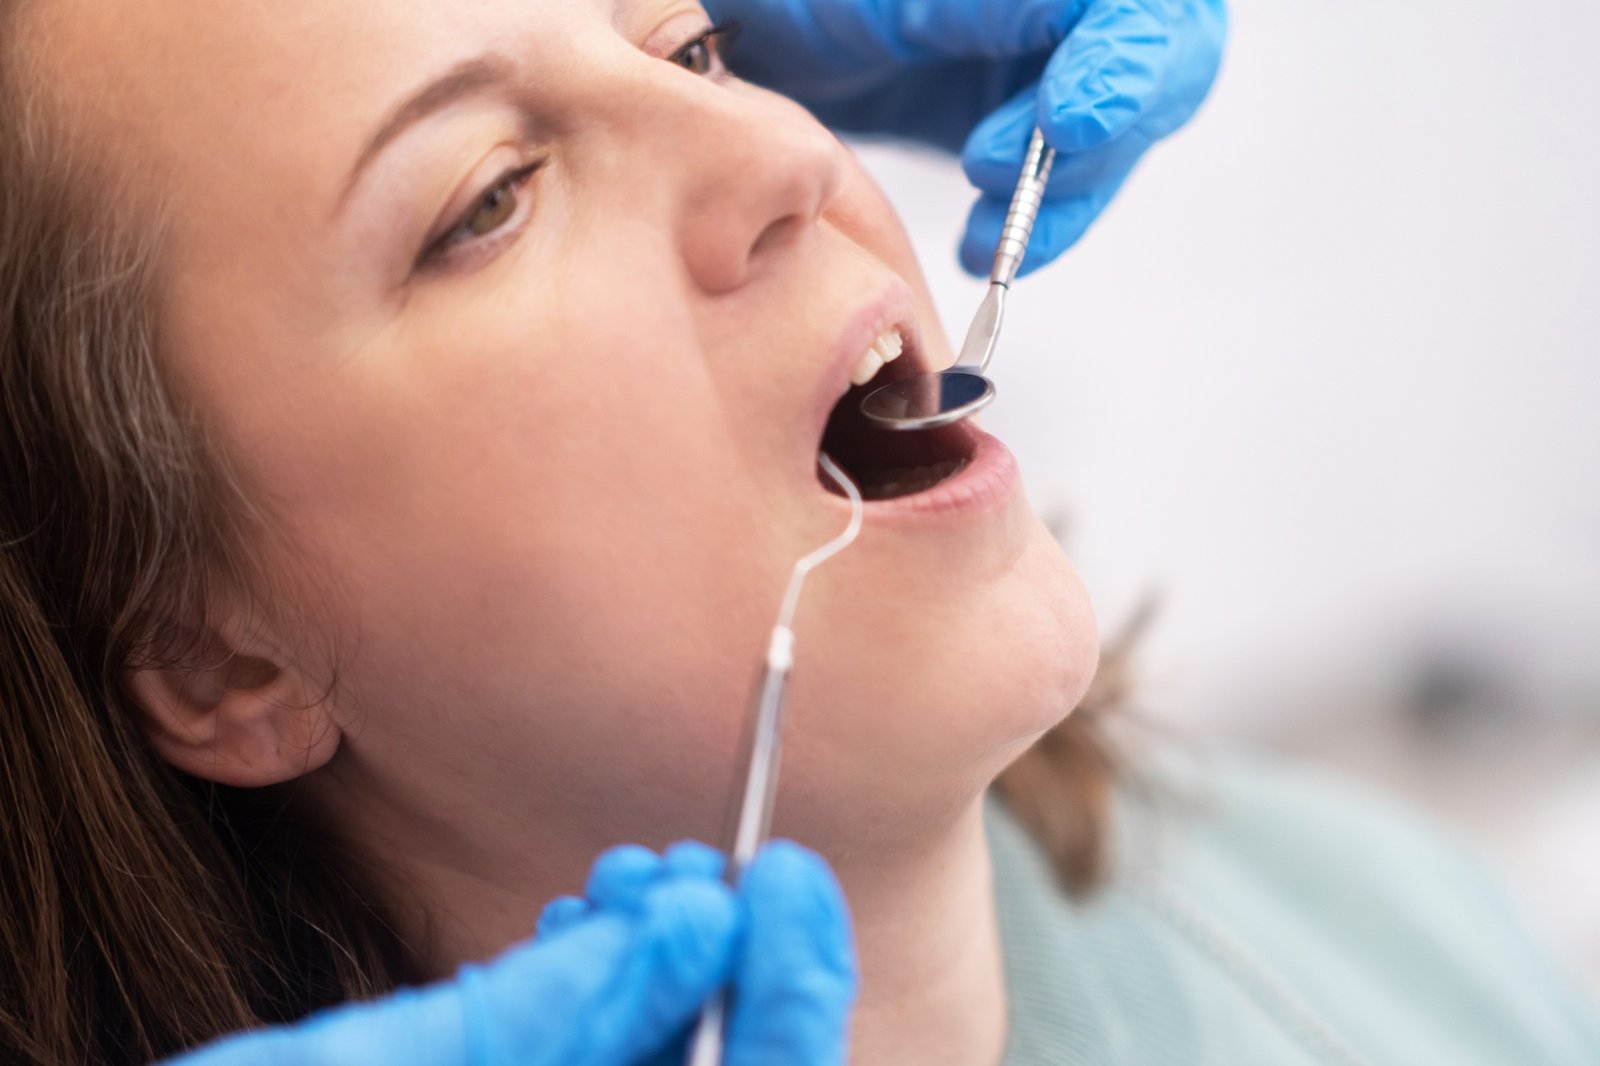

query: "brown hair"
left=0, top=6, right=1123, bottom=1061
left=0, top=8, right=405, bottom=1062
left=996, top=603, right=1151, bottom=895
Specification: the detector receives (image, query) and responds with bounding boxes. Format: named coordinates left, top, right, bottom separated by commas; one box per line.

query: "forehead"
left=26, top=0, right=620, bottom=198
left=36, top=0, right=498, bottom=117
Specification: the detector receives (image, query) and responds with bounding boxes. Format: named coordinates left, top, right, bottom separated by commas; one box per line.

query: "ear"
left=124, top=612, right=341, bottom=788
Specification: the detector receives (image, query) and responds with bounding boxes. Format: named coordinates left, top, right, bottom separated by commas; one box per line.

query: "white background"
left=855, top=0, right=1600, bottom=990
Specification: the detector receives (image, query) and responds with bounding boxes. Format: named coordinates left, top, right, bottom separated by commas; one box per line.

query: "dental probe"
left=685, top=452, right=864, bottom=1066
left=860, top=127, right=1056, bottom=430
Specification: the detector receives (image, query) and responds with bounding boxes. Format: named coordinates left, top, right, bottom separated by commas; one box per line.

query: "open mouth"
left=816, top=332, right=976, bottom=501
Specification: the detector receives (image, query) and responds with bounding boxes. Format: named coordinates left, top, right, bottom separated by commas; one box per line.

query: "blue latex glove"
left=165, top=841, right=856, bottom=1066
left=707, top=0, right=1228, bottom=275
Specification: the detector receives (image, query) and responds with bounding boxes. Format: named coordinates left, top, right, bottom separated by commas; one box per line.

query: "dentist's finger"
left=1037, top=0, right=1174, bottom=154
left=662, top=840, right=728, bottom=881
left=541, top=840, right=726, bottom=939
left=963, top=82, right=1151, bottom=201
left=535, top=894, right=591, bottom=939
left=958, top=161, right=1134, bottom=276
left=584, top=844, right=666, bottom=911
left=723, top=842, right=858, bottom=1066
left=487, top=878, right=742, bottom=1066
left=179, top=878, right=741, bottom=1066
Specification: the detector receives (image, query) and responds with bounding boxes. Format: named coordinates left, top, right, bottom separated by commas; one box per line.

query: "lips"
left=807, top=281, right=987, bottom=506
left=807, top=279, right=927, bottom=456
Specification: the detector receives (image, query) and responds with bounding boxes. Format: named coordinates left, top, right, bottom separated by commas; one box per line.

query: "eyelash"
left=416, top=20, right=739, bottom=273
left=417, top=161, right=541, bottom=270
left=669, top=20, right=739, bottom=77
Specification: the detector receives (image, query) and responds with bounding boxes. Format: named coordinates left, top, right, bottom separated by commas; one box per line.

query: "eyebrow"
left=339, top=53, right=518, bottom=207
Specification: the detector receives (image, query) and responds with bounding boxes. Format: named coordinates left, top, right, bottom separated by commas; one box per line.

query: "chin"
left=928, top=519, right=1099, bottom=785
left=774, top=516, right=1098, bottom=850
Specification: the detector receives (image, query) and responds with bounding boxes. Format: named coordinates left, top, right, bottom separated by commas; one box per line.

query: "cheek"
left=212, top=259, right=810, bottom=827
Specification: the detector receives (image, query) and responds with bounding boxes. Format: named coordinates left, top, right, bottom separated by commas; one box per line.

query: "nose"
left=628, top=74, right=846, bottom=294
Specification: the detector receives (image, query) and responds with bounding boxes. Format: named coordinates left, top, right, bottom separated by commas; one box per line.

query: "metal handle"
left=990, top=128, right=1055, bottom=287
left=686, top=991, right=730, bottom=1066
left=721, top=630, right=793, bottom=874
left=685, top=628, right=795, bottom=1066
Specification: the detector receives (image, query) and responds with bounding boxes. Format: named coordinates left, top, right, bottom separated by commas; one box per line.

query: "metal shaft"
left=685, top=628, right=793, bottom=1066
left=684, top=454, right=862, bottom=1066
left=990, top=128, right=1055, bottom=288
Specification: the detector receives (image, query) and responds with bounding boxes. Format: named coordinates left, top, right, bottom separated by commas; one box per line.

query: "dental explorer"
left=860, top=127, right=1055, bottom=431
left=684, top=452, right=864, bottom=1066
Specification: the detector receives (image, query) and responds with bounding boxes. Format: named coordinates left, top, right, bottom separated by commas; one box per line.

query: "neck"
left=842, top=796, right=1008, bottom=1066
left=342, top=775, right=1008, bottom=1066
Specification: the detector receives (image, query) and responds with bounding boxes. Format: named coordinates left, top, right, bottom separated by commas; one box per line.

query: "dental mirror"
left=860, top=128, right=1055, bottom=432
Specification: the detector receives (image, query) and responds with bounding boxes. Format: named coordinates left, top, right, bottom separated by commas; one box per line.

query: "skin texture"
left=29, top=0, right=1098, bottom=1061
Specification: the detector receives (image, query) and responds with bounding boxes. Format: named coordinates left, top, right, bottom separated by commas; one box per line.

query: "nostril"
left=748, top=212, right=805, bottom=262
left=682, top=112, right=841, bottom=293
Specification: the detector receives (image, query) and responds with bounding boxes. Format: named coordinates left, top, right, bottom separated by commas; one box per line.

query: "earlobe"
left=124, top=622, right=341, bottom=788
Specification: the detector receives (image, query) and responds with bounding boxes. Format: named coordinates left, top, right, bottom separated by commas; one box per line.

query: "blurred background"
left=852, top=0, right=1600, bottom=993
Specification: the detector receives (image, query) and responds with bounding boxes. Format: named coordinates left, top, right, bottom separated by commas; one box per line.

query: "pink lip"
left=822, top=422, right=1022, bottom=526
left=807, top=278, right=923, bottom=465
left=806, top=279, right=1022, bottom=526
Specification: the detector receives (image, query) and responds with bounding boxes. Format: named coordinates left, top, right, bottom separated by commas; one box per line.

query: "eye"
left=419, top=162, right=540, bottom=268
left=674, top=38, right=713, bottom=75
left=463, top=179, right=519, bottom=237
left=668, top=21, right=738, bottom=77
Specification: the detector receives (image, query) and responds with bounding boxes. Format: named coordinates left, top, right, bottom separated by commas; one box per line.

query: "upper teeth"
left=848, top=328, right=905, bottom=388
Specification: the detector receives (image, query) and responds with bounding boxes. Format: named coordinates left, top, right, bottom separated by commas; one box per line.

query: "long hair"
left=0, top=7, right=1124, bottom=1060
left=0, top=10, right=404, bottom=1062
left=995, top=598, right=1154, bottom=895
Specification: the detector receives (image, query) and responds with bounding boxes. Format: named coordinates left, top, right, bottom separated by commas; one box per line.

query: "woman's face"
left=43, top=0, right=1094, bottom=861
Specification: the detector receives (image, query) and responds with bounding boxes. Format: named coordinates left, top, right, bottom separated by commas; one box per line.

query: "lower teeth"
left=858, top=457, right=971, bottom=500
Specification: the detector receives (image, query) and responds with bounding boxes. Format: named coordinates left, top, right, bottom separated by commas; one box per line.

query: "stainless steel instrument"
left=861, top=128, right=1055, bottom=431
left=684, top=453, right=863, bottom=1066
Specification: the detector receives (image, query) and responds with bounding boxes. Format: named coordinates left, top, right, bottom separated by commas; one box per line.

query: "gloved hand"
left=164, top=841, right=856, bottom=1066
left=708, top=0, right=1228, bottom=275
left=536, top=840, right=856, bottom=1065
